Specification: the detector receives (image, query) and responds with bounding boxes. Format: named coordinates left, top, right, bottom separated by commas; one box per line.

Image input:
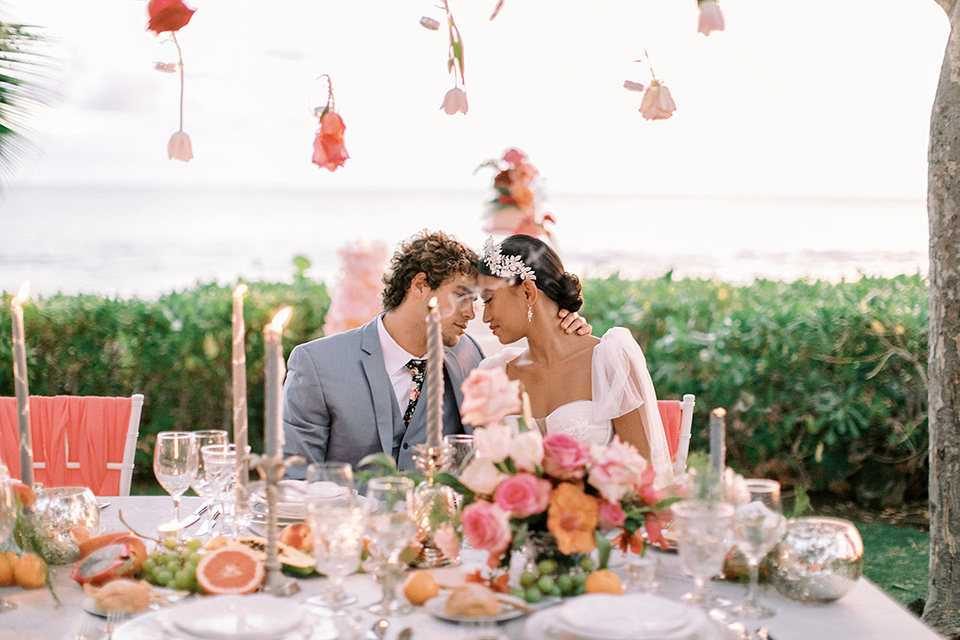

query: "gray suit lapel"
left=360, top=318, right=397, bottom=457
left=444, top=348, right=466, bottom=409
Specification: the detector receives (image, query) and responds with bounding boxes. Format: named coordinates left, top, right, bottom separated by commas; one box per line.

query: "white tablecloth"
left=0, top=496, right=944, bottom=640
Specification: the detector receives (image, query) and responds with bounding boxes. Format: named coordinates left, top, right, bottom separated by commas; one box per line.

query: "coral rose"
left=460, top=368, right=521, bottom=428
left=547, top=483, right=599, bottom=555
left=697, top=0, right=726, bottom=36
left=459, top=458, right=506, bottom=496
left=440, top=87, right=469, bottom=115
left=542, top=433, right=591, bottom=480
left=167, top=131, right=193, bottom=162
left=461, top=501, right=511, bottom=557
left=312, top=112, right=349, bottom=172
left=493, top=473, right=551, bottom=518
left=9, top=480, right=35, bottom=507
left=639, top=81, right=677, bottom=121
left=147, top=0, right=196, bottom=34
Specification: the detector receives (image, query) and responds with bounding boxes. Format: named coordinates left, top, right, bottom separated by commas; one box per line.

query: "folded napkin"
left=557, top=594, right=700, bottom=640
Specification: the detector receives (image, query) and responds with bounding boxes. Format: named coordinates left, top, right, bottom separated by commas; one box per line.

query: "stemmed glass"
left=672, top=500, right=735, bottom=609
left=305, top=497, right=366, bottom=609
left=305, top=462, right=356, bottom=501
left=189, top=430, right=229, bottom=537
left=153, top=431, right=198, bottom=534
left=443, top=434, right=475, bottom=474
left=201, top=444, right=250, bottom=537
left=0, top=479, right=18, bottom=612
left=365, top=476, right=416, bottom=616
left=730, top=479, right=787, bottom=619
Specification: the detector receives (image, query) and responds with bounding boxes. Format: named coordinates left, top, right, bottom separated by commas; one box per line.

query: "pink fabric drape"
left=658, top=400, right=682, bottom=460
left=0, top=396, right=133, bottom=495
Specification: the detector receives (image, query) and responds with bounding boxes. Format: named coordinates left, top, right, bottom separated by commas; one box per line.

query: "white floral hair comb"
left=482, top=237, right=536, bottom=282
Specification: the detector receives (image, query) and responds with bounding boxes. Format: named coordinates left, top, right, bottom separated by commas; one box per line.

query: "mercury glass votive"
left=773, top=516, right=864, bottom=603
left=29, top=487, right=102, bottom=564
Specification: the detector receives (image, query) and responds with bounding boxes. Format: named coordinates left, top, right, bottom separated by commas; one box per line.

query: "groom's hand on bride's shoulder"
left=558, top=309, right=592, bottom=335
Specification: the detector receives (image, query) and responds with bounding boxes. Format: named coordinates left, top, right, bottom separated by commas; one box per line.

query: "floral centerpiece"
left=441, top=369, right=678, bottom=583
left=477, top=148, right=555, bottom=240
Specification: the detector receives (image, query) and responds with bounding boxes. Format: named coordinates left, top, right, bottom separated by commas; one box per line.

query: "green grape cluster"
left=142, top=538, right=204, bottom=593
left=512, top=557, right=595, bottom=603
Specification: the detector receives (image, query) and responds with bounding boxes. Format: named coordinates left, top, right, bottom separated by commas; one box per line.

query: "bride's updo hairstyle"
left=480, top=234, right=583, bottom=312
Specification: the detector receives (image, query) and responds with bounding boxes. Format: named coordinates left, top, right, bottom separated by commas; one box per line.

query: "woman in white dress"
left=477, top=234, right=674, bottom=485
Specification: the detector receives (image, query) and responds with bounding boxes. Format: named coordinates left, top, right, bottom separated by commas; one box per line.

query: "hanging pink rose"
left=508, top=430, right=544, bottom=472
left=493, top=473, right=551, bottom=518
left=147, top=0, right=196, bottom=34
left=312, top=112, right=349, bottom=171
left=459, top=457, right=506, bottom=495
left=440, top=87, right=469, bottom=115
left=461, top=501, right=512, bottom=556
left=167, top=131, right=193, bottom=162
left=460, top=368, right=521, bottom=427
left=542, top=433, right=591, bottom=480
left=598, top=500, right=627, bottom=529
left=639, top=81, right=677, bottom=121
left=697, top=0, right=726, bottom=36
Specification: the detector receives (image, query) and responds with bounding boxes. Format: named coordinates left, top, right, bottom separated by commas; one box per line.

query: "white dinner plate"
left=554, top=594, right=701, bottom=640
left=171, top=594, right=305, bottom=640
left=424, top=593, right=530, bottom=624
left=525, top=601, right=722, bottom=640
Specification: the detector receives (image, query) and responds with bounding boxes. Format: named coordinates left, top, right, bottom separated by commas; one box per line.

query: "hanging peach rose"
left=312, top=112, right=349, bottom=172
left=147, top=0, right=196, bottom=34
left=167, top=131, right=193, bottom=162
left=639, top=81, right=677, bottom=121
left=440, top=87, right=469, bottom=115
left=697, top=0, right=726, bottom=36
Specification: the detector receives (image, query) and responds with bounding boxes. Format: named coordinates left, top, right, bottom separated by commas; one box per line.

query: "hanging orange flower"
left=546, top=483, right=599, bottom=555
left=312, top=111, right=349, bottom=172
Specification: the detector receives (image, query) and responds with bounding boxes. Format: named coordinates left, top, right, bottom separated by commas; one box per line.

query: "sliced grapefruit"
left=195, top=545, right=264, bottom=595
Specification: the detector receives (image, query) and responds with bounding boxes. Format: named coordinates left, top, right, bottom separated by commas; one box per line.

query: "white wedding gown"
left=479, top=327, right=674, bottom=488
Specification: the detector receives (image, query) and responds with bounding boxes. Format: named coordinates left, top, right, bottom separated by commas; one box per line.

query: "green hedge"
left=0, top=272, right=928, bottom=496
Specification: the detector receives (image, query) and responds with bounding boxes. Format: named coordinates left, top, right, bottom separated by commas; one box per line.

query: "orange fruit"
left=0, top=552, right=16, bottom=587
left=196, top=545, right=265, bottom=595
left=14, top=553, right=47, bottom=590
left=403, top=570, right=439, bottom=605
left=584, top=569, right=622, bottom=595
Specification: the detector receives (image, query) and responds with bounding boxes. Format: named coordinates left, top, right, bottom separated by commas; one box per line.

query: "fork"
left=105, top=610, right=124, bottom=638
left=75, top=615, right=104, bottom=640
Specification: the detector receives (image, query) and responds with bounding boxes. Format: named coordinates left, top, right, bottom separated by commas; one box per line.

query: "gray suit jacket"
left=282, top=316, right=483, bottom=475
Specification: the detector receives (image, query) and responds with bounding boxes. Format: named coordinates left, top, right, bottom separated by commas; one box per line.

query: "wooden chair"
left=0, top=394, right=144, bottom=496
left=658, top=394, right=696, bottom=474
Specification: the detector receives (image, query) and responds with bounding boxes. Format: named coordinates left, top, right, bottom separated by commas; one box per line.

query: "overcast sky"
left=5, top=0, right=950, bottom=198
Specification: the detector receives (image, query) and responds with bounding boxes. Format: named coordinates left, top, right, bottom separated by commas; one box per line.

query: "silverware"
left=181, top=504, right=211, bottom=530
left=105, top=610, right=123, bottom=638
left=366, top=618, right=388, bottom=640
left=75, top=615, right=104, bottom=640
left=98, top=502, right=111, bottom=510
left=195, top=508, right=220, bottom=536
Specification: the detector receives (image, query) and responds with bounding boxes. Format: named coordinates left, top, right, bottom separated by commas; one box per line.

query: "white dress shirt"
left=377, top=315, right=424, bottom=412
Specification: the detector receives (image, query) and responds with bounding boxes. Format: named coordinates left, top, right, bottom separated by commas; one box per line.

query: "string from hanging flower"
left=146, top=0, right=196, bottom=162
left=436, top=1, right=468, bottom=115
left=310, top=74, right=349, bottom=172
left=623, top=50, right=677, bottom=121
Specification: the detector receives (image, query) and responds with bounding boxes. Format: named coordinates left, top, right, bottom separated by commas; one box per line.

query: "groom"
left=282, top=230, right=588, bottom=473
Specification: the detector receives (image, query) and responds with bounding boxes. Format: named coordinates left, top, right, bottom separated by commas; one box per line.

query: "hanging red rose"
left=147, top=0, right=196, bottom=34
left=312, top=112, right=349, bottom=172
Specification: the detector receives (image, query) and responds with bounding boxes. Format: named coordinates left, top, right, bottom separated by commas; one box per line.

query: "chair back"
left=0, top=395, right=143, bottom=496
left=658, top=393, right=696, bottom=474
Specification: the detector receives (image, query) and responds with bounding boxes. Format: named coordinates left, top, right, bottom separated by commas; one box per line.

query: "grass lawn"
left=854, top=520, right=929, bottom=611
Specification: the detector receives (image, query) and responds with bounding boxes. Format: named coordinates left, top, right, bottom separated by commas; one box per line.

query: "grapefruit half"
left=195, top=545, right=264, bottom=595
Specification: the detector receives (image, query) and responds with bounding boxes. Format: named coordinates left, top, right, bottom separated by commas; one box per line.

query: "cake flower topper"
left=482, top=237, right=537, bottom=282
left=146, top=0, right=197, bottom=162
left=310, top=74, right=349, bottom=172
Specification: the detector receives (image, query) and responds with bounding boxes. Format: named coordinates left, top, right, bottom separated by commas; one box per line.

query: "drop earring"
left=527, top=305, right=533, bottom=323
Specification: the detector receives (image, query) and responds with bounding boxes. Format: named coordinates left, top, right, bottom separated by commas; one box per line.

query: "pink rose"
left=433, top=523, right=460, bottom=561
left=312, top=112, right=349, bottom=172
left=697, top=0, right=726, bottom=36
left=639, top=81, right=677, bottom=121
left=459, top=458, right=506, bottom=496
left=598, top=500, right=626, bottom=529
left=502, top=148, right=528, bottom=165
left=167, top=131, right=193, bottom=162
left=588, top=438, right=648, bottom=502
left=460, top=368, right=521, bottom=427
left=147, top=0, right=195, bottom=34
left=542, top=433, right=591, bottom=480
left=508, top=430, right=543, bottom=472
left=493, top=473, right=551, bottom=518
left=473, top=424, right=512, bottom=463
left=461, top=501, right=512, bottom=556
left=440, top=87, right=469, bottom=115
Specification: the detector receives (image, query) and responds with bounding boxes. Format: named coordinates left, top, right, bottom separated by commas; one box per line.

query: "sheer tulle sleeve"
left=592, top=327, right=674, bottom=487
left=477, top=347, right=525, bottom=372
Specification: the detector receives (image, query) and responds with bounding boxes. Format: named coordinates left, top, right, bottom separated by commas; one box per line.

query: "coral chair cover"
left=658, top=400, right=682, bottom=459
left=0, top=395, right=141, bottom=496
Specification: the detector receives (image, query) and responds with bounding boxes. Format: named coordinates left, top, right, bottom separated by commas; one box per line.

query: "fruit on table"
left=278, top=523, right=313, bottom=553
left=143, top=538, right=204, bottom=593
left=403, top=570, right=439, bottom=605
left=70, top=543, right=139, bottom=586
left=584, top=569, right=622, bottom=595
left=14, top=553, right=48, bottom=589
left=0, top=551, right=16, bottom=587
left=89, top=578, right=154, bottom=614
left=217, top=535, right=316, bottom=577
left=78, top=531, right=136, bottom=559
left=195, top=546, right=265, bottom=595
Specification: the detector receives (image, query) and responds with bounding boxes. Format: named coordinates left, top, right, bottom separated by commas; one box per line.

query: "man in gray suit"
left=282, top=230, right=588, bottom=473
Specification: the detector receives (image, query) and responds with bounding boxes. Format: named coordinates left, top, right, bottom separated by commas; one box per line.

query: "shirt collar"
left=377, top=314, right=421, bottom=376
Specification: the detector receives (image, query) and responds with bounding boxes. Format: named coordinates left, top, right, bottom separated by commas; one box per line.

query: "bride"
left=476, top=234, right=674, bottom=484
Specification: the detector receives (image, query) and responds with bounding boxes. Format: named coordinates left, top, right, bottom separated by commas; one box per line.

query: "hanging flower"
left=639, top=80, right=677, bottom=121
left=167, top=131, right=193, bottom=162
left=312, top=111, right=349, bottom=171
left=697, top=0, right=726, bottom=36
left=147, top=0, right=196, bottom=34
left=440, top=87, right=469, bottom=115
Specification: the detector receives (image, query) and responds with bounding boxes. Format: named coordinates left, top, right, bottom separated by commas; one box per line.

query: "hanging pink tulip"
left=697, top=0, right=726, bottom=36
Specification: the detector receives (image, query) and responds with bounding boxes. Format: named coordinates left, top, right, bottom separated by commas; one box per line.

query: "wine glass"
left=153, top=431, right=197, bottom=534
left=201, top=444, right=250, bottom=537
left=672, top=500, right=735, bottom=608
left=443, top=434, right=475, bottom=474
left=305, top=462, right=356, bottom=502
left=730, top=479, right=787, bottom=619
left=365, top=476, right=416, bottom=616
left=189, top=430, right=229, bottom=536
left=0, top=479, right=18, bottom=612
left=304, top=497, right=366, bottom=609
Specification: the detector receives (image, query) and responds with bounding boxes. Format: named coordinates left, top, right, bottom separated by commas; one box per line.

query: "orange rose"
left=147, top=0, right=196, bottom=34
left=10, top=480, right=35, bottom=507
left=312, top=112, right=349, bottom=172
left=546, top=483, right=599, bottom=555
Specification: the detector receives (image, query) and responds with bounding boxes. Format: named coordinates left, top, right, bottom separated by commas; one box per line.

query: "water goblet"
left=623, top=553, right=661, bottom=594
left=189, top=430, right=229, bottom=536
left=365, top=476, right=416, bottom=616
left=304, top=497, right=366, bottom=609
left=672, top=500, right=735, bottom=608
left=305, top=461, right=356, bottom=502
left=730, top=479, right=788, bottom=619
left=443, top=434, right=475, bottom=474
left=153, top=431, right=198, bottom=536
left=201, top=444, right=250, bottom=537
left=0, top=479, right=18, bottom=612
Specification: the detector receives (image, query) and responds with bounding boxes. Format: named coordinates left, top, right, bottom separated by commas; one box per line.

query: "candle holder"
left=250, top=453, right=304, bottom=597
left=412, top=442, right=459, bottom=568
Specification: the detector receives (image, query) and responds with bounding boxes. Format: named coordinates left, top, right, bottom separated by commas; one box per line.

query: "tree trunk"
left=924, top=2, right=960, bottom=636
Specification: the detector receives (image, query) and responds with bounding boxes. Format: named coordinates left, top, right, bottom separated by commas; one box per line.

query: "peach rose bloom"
left=460, top=368, right=521, bottom=427
left=697, top=0, right=726, bottom=36
left=440, top=87, right=469, bottom=115
left=639, top=81, right=677, bottom=121
left=167, top=131, right=193, bottom=162
left=312, top=112, right=349, bottom=171
left=547, top=483, right=599, bottom=555
left=459, top=458, right=506, bottom=496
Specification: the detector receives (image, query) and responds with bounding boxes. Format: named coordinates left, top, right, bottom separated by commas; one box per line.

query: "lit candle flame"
left=428, top=297, right=438, bottom=310
left=233, top=283, right=248, bottom=297
left=712, top=407, right=726, bottom=418
left=13, top=281, right=30, bottom=304
left=270, top=306, right=293, bottom=330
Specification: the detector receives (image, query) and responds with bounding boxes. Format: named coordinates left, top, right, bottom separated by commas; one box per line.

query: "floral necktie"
left=403, top=359, right=427, bottom=427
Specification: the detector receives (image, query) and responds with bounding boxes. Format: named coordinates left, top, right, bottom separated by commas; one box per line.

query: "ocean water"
left=0, top=186, right=929, bottom=299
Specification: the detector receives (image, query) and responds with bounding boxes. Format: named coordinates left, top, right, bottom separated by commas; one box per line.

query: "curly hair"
left=381, top=230, right=479, bottom=311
